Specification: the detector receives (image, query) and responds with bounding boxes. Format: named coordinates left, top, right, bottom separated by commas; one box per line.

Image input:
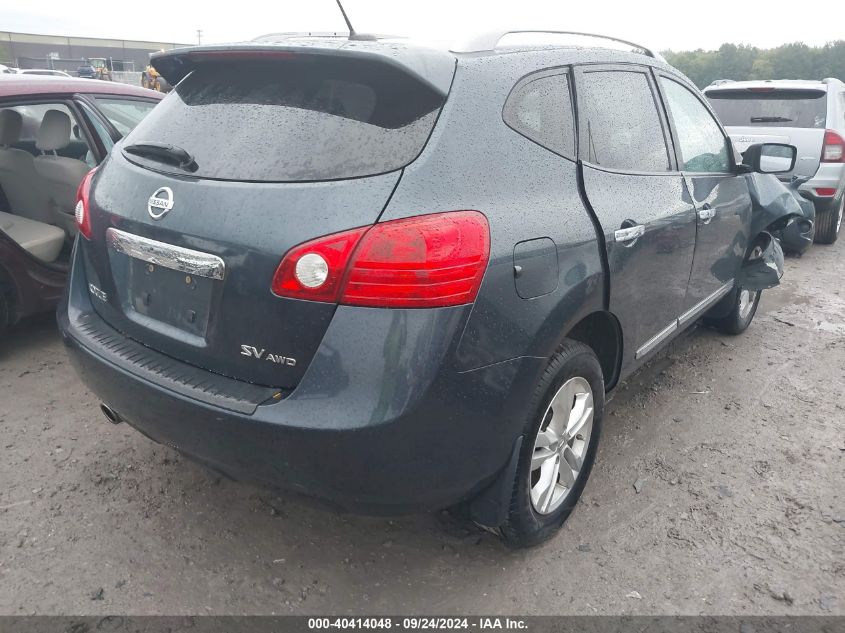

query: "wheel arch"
left=563, top=310, right=623, bottom=391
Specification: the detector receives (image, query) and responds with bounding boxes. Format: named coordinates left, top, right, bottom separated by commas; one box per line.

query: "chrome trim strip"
left=635, top=281, right=736, bottom=360
left=678, top=281, right=734, bottom=327
left=635, top=321, right=678, bottom=360
left=106, top=228, right=225, bottom=281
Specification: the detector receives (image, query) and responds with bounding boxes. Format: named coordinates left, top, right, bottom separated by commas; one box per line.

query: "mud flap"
left=468, top=436, right=522, bottom=528
left=738, top=232, right=784, bottom=291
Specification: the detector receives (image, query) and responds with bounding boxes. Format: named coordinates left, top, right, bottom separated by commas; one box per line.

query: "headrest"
left=0, top=110, right=23, bottom=146
left=36, top=109, right=72, bottom=151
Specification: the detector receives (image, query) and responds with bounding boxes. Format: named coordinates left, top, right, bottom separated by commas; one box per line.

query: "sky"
left=1, top=0, right=843, bottom=52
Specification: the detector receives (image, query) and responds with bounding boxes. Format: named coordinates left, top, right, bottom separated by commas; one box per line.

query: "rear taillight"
left=74, top=168, right=97, bottom=240
left=271, top=227, right=368, bottom=303
left=815, top=187, right=837, bottom=197
left=271, top=211, right=490, bottom=308
left=822, top=129, right=845, bottom=163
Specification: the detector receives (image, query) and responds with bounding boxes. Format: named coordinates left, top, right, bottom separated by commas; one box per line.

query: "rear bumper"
left=800, top=163, right=845, bottom=210
left=59, top=246, right=540, bottom=514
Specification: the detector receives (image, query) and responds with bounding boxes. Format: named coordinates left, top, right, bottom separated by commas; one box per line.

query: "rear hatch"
left=706, top=86, right=828, bottom=179
left=82, top=44, right=454, bottom=388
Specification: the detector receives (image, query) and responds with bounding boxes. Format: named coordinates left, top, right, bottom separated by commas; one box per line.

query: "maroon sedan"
left=0, top=75, right=162, bottom=338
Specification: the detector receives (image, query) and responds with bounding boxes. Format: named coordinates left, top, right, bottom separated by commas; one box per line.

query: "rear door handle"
left=698, top=206, right=716, bottom=224
left=614, top=225, right=645, bottom=246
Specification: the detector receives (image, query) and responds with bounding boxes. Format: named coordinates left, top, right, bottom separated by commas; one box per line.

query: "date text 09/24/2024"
left=307, top=619, right=528, bottom=630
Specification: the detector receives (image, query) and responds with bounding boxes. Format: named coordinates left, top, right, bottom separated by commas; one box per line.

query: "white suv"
left=705, top=78, right=845, bottom=244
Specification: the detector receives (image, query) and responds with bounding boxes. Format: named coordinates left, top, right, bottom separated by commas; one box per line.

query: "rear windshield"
left=707, top=89, right=827, bottom=129
left=122, top=58, right=447, bottom=182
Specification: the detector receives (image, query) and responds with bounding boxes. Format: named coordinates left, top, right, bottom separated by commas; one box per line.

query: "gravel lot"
left=1, top=239, right=843, bottom=616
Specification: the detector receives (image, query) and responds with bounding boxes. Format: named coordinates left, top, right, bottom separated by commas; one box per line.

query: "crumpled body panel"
left=744, top=173, right=805, bottom=239
left=738, top=231, right=784, bottom=291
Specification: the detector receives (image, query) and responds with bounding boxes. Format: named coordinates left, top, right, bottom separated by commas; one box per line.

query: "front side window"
left=504, top=73, right=575, bottom=158
left=80, top=102, right=115, bottom=155
left=660, top=78, right=731, bottom=173
left=91, top=97, right=158, bottom=137
left=578, top=70, right=670, bottom=172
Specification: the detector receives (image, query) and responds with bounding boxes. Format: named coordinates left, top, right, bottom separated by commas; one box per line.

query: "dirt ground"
left=0, top=239, right=843, bottom=616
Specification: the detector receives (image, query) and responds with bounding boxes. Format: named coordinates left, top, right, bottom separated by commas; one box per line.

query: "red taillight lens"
left=815, top=187, right=837, bottom=197
left=822, top=129, right=845, bottom=163
left=342, top=212, right=490, bottom=308
left=271, top=211, right=490, bottom=308
left=74, top=168, right=97, bottom=240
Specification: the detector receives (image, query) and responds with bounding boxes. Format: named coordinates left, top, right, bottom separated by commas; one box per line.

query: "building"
left=0, top=31, right=191, bottom=72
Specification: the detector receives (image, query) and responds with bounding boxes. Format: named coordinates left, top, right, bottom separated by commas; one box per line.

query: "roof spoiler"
left=150, top=43, right=456, bottom=94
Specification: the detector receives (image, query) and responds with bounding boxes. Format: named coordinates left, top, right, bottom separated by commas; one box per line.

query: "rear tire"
left=813, top=195, right=843, bottom=245
left=0, top=291, right=9, bottom=341
left=500, top=340, right=604, bottom=548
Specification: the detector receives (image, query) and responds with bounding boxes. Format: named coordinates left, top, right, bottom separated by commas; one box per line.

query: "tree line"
left=663, top=42, right=845, bottom=88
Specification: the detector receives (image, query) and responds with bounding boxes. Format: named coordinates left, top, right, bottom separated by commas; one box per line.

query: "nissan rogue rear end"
left=61, top=33, right=788, bottom=547
left=61, top=40, right=520, bottom=517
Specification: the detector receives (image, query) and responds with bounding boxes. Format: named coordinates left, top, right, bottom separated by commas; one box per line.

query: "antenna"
left=334, top=0, right=357, bottom=39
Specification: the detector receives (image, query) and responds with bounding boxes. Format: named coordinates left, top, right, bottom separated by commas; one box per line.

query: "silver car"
left=705, top=78, right=845, bottom=244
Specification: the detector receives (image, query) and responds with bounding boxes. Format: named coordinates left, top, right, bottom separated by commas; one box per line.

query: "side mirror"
left=742, top=143, right=797, bottom=174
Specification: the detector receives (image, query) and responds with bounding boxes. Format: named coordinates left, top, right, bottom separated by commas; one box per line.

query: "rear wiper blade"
left=124, top=142, right=198, bottom=172
left=750, top=116, right=793, bottom=123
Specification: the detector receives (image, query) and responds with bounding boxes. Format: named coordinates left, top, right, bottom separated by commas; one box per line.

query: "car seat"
left=33, top=110, right=90, bottom=238
left=0, top=109, right=54, bottom=225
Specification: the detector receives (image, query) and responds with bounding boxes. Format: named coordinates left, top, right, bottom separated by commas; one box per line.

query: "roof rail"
left=822, top=77, right=844, bottom=85
left=451, top=30, right=661, bottom=59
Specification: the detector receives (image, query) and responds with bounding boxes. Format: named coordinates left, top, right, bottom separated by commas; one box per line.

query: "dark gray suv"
left=59, top=31, right=797, bottom=547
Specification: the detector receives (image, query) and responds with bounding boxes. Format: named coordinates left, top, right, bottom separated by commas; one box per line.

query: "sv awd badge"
left=240, top=345, right=297, bottom=367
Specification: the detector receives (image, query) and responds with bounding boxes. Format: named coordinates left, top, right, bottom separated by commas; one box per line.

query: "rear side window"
left=122, top=59, right=448, bottom=182
left=706, top=89, right=827, bottom=129
left=578, top=70, right=670, bottom=172
left=504, top=72, right=575, bottom=158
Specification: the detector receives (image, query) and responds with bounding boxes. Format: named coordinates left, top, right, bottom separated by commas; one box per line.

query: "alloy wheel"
left=738, top=289, right=758, bottom=320
left=530, top=376, right=595, bottom=515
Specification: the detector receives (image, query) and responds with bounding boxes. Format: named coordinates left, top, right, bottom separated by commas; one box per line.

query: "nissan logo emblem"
left=148, top=187, right=174, bottom=220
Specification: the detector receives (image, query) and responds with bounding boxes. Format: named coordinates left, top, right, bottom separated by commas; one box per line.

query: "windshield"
left=707, top=88, right=827, bottom=129
left=122, top=59, right=447, bottom=182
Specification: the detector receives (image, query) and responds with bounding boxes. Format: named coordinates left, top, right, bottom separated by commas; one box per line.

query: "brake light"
left=822, top=129, right=845, bottom=162
left=815, top=188, right=837, bottom=197
left=74, top=168, right=97, bottom=240
left=271, top=211, right=490, bottom=308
